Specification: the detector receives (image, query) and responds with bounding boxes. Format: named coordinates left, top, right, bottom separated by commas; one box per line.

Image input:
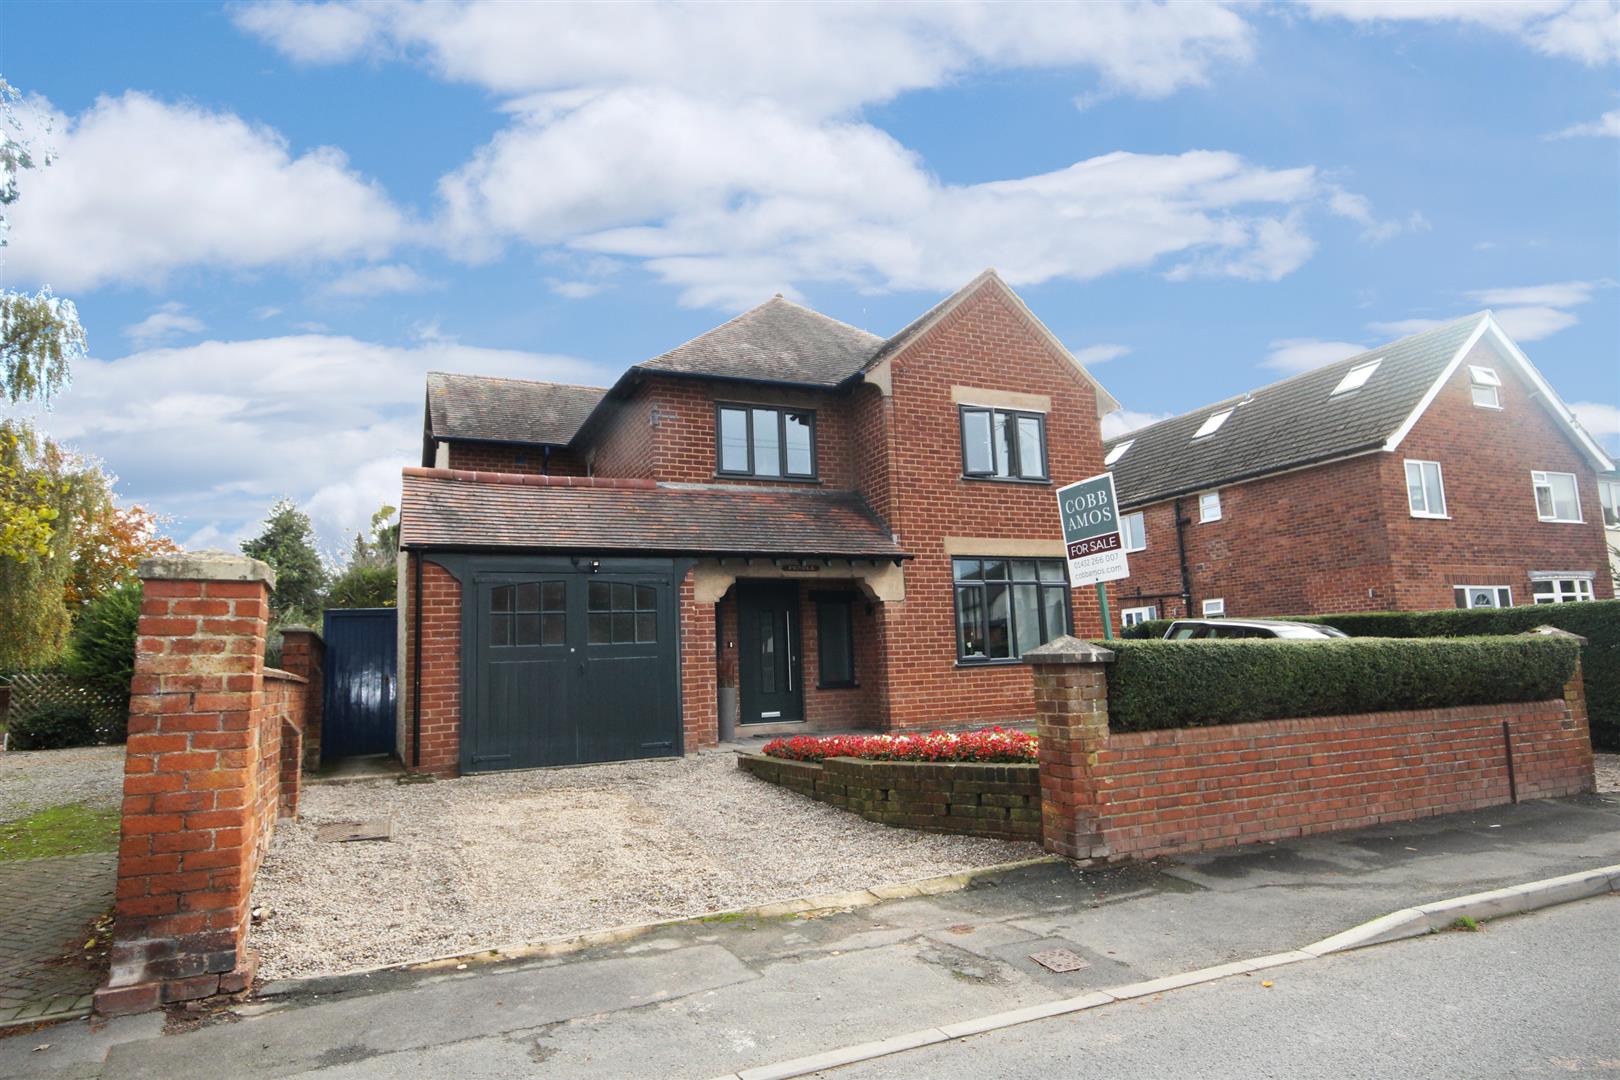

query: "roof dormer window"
left=1104, top=440, right=1134, bottom=467
left=1192, top=409, right=1232, bottom=440
left=1331, top=359, right=1380, bottom=396
left=1468, top=365, right=1501, bottom=409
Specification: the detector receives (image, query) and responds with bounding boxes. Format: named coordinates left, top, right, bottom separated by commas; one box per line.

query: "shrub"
left=1103, top=636, right=1579, bottom=734
left=1118, top=600, right=1618, bottom=749
left=63, top=582, right=140, bottom=702
left=763, top=727, right=1037, bottom=763
left=7, top=701, right=103, bottom=750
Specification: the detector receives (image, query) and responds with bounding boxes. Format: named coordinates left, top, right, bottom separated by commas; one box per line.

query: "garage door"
left=465, top=561, right=680, bottom=772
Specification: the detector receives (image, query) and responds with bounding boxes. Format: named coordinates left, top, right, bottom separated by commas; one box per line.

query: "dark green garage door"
left=465, top=560, right=680, bottom=772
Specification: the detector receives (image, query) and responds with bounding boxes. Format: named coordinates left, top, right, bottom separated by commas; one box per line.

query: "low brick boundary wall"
left=737, top=753, right=1041, bottom=841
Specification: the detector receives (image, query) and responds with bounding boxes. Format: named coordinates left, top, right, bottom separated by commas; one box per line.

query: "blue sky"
left=2, top=1, right=1616, bottom=552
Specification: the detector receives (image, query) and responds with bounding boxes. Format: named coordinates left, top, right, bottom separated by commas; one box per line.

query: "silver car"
left=1162, top=618, right=1348, bottom=640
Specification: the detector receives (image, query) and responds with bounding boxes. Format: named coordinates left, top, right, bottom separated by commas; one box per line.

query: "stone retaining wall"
left=737, top=753, right=1040, bottom=841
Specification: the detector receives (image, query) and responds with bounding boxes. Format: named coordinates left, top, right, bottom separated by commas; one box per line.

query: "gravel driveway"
left=1596, top=752, right=1619, bottom=794
left=251, top=751, right=1041, bottom=979
left=0, top=745, right=125, bottom=822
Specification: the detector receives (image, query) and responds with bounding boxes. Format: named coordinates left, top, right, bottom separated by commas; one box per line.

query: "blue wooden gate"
left=321, top=608, right=398, bottom=760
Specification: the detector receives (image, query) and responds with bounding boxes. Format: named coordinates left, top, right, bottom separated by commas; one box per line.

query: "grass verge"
left=0, top=803, right=120, bottom=862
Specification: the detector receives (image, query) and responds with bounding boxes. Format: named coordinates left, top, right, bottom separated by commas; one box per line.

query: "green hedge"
left=1120, top=600, right=1619, bottom=749
left=1102, top=636, right=1580, bottom=734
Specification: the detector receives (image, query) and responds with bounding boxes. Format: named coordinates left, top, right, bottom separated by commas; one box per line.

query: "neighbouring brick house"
left=1102, top=312, right=1617, bottom=628
left=397, top=270, right=1120, bottom=776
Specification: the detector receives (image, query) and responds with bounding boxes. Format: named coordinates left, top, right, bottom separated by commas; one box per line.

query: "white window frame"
left=1468, top=365, right=1502, bottom=410
left=1453, top=585, right=1512, bottom=609
left=1192, top=409, right=1232, bottom=439
left=1599, top=479, right=1620, bottom=529
left=1531, top=470, right=1583, bottom=523
left=1121, top=511, right=1147, bottom=552
left=1198, top=490, right=1222, bottom=523
left=1121, top=605, right=1159, bottom=628
left=1404, top=459, right=1448, bottom=519
left=1201, top=598, right=1226, bottom=617
left=1331, top=360, right=1380, bottom=396
left=1530, top=574, right=1595, bottom=605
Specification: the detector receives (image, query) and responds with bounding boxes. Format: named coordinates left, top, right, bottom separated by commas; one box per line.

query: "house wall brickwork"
left=680, top=571, right=717, bottom=752
left=402, top=556, right=462, bottom=778
left=445, top=441, right=588, bottom=476
left=1112, top=339, right=1613, bottom=622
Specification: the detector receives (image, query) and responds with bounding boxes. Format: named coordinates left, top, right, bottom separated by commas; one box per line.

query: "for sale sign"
left=1056, top=472, right=1129, bottom=587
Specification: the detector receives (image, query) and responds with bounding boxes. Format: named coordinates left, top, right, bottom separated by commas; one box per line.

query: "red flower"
left=761, top=728, right=1036, bottom=763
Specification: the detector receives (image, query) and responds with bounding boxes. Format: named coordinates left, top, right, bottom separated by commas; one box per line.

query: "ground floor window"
left=1121, top=605, right=1158, bottom=627
left=1531, top=576, right=1595, bottom=604
left=953, top=557, right=1070, bottom=662
left=1201, top=598, right=1226, bottom=617
left=1454, top=585, right=1512, bottom=609
left=814, top=592, right=856, bottom=687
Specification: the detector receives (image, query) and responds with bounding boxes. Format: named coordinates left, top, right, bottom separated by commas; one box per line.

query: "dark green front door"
left=737, top=583, right=803, bottom=725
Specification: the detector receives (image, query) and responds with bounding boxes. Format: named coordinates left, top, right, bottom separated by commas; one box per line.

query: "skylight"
left=1192, top=410, right=1232, bottom=439
left=1104, top=440, right=1133, bottom=466
left=1331, top=359, right=1381, bottom=396
left=1468, top=365, right=1501, bottom=387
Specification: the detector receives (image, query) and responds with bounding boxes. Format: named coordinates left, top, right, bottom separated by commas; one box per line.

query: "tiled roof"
left=426, top=372, right=608, bottom=445
left=399, top=468, right=910, bottom=559
left=635, top=296, right=885, bottom=387
left=1104, top=314, right=1488, bottom=508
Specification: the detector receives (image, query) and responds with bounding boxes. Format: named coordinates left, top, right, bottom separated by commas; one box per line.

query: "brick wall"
left=680, top=571, right=717, bottom=751
left=277, top=628, right=324, bottom=771
left=97, top=553, right=312, bottom=1016
left=402, top=556, right=461, bottom=777
left=446, top=441, right=588, bottom=476
left=1112, top=338, right=1613, bottom=622
left=876, top=281, right=1109, bottom=730
left=1028, top=639, right=1595, bottom=865
left=737, top=752, right=1040, bottom=841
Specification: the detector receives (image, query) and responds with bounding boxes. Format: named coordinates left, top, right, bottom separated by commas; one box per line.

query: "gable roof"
left=1104, top=312, right=1614, bottom=509
left=426, top=372, right=607, bottom=446
left=635, top=295, right=885, bottom=388
left=399, top=468, right=910, bottom=560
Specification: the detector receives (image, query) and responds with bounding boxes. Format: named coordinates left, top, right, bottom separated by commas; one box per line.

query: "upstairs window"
left=1532, top=576, right=1595, bottom=604
left=953, top=558, right=1070, bottom=662
left=1532, top=471, right=1582, bottom=523
left=1332, top=360, right=1380, bottom=396
left=960, top=406, right=1048, bottom=482
left=1121, top=605, right=1158, bottom=627
left=717, top=404, right=816, bottom=479
left=1104, top=439, right=1133, bottom=467
left=1202, top=598, right=1226, bottom=617
left=1468, top=365, right=1502, bottom=410
left=1192, top=409, right=1232, bottom=440
left=1121, top=511, right=1147, bottom=552
left=1198, top=490, right=1222, bottom=523
left=1599, top=479, right=1620, bottom=528
left=1404, top=460, right=1447, bottom=518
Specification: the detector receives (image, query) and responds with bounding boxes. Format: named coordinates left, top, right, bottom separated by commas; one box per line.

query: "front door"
left=737, top=583, right=803, bottom=725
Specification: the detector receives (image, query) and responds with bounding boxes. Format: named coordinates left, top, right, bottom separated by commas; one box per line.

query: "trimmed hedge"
left=1103, top=635, right=1580, bottom=734
left=1121, top=600, right=1619, bottom=748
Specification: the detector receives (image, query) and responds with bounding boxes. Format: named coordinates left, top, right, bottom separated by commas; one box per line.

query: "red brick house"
left=397, top=271, right=1120, bottom=776
left=1102, top=312, right=1616, bottom=629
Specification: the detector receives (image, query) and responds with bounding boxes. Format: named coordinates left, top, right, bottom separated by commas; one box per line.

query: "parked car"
left=1162, top=618, right=1348, bottom=640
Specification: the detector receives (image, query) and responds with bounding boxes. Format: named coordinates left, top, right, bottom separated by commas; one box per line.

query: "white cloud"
left=3, top=92, right=407, bottom=291
left=327, top=263, right=435, bottom=297
left=235, top=1, right=1255, bottom=109
left=1367, top=279, right=1609, bottom=345
left=548, top=280, right=608, bottom=300
left=1367, top=317, right=1448, bottom=337
left=1549, top=109, right=1620, bottom=139
left=1326, top=188, right=1430, bottom=244
left=1262, top=338, right=1367, bottom=374
left=1468, top=280, right=1600, bottom=308
left=1301, top=1, right=1620, bottom=66
left=5, top=335, right=614, bottom=551
left=1102, top=408, right=1174, bottom=440
left=124, top=302, right=205, bottom=347
left=1489, top=305, right=1581, bottom=341
left=1072, top=344, right=1131, bottom=366
left=1571, top=401, right=1620, bottom=451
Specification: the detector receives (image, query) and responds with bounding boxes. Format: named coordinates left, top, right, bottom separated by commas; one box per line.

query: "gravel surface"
left=1595, top=752, right=1620, bottom=794
left=250, top=751, right=1041, bottom=979
left=0, top=745, right=125, bottom=821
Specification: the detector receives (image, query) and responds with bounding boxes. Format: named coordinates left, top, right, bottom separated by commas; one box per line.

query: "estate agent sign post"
left=1056, top=472, right=1130, bottom=639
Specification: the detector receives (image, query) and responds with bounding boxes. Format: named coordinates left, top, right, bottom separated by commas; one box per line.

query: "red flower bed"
left=761, top=727, right=1037, bottom=764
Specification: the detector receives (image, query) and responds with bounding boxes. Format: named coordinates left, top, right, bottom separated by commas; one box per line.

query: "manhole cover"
left=1029, top=948, right=1091, bottom=973
left=316, top=819, right=393, bottom=843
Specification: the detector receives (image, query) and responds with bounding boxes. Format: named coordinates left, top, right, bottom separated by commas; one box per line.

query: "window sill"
left=1409, top=512, right=1451, bottom=520
left=955, top=658, right=1026, bottom=668
left=714, top=473, right=821, bottom=485
left=960, top=475, right=1052, bottom=487
left=817, top=681, right=860, bottom=690
left=1536, top=517, right=1585, bottom=525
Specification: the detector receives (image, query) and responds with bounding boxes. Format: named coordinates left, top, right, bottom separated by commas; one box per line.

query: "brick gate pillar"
left=1024, top=635, right=1114, bottom=862
left=277, top=626, right=325, bottom=771
left=95, top=551, right=275, bottom=1016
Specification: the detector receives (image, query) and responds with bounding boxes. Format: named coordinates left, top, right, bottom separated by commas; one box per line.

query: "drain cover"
left=1029, top=948, right=1091, bottom=973
left=316, top=819, right=393, bottom=843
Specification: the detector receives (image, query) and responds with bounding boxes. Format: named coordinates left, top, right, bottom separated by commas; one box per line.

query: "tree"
left=0, top=420, right=97, bottom=669
left=325, top=504, right=399, bottom=608
left=241, top=499, right=327, bottom=622
left=67, top=499, right=178, bottom=610
left=1, top=76, right=85, bottom=404
left=63, top=580, right=140, bottom=709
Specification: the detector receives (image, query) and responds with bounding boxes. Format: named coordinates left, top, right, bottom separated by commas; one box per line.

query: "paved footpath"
left=5, top=792, right=1619, bottom=1079
left=0, top=852, right=116, bottom=1028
